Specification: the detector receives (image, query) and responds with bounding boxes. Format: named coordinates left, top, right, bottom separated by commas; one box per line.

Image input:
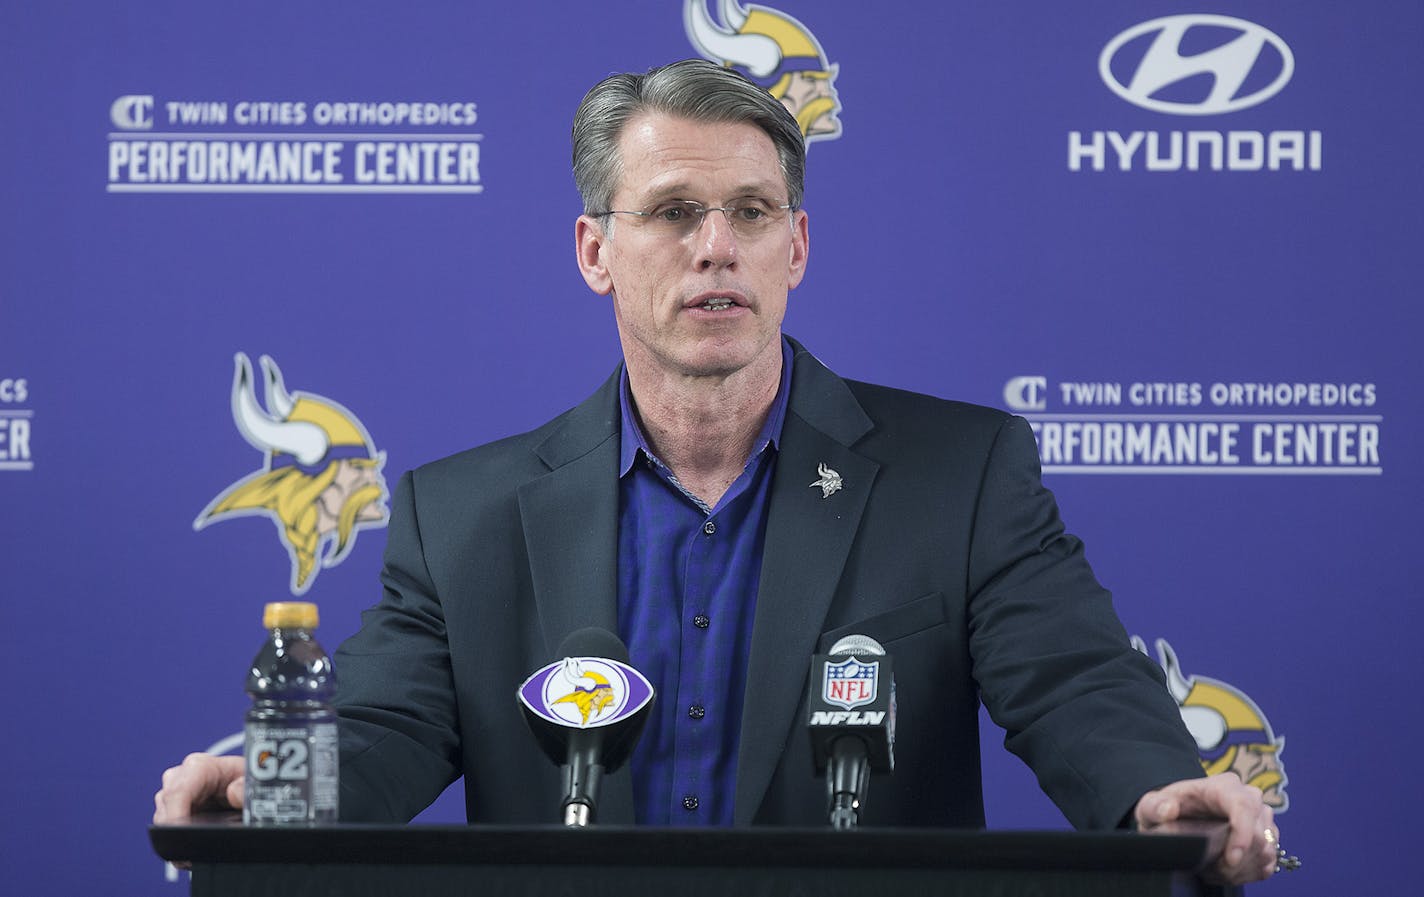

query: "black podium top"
left=152, top=812, right=1217, bottom=870
left=152, top=814, right=1234, bottom=897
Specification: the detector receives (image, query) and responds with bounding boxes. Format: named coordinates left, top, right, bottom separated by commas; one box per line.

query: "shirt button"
left=688, top=704, right=706, bottom=720
left=682, top=795, right=699, bottom=811
left=693, top=614, right=710, bottom=629
left=703, top=521, right=716, bottom=535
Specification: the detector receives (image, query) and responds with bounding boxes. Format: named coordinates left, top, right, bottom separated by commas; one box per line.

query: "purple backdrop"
left=3, top=2, right=1419, bottom=894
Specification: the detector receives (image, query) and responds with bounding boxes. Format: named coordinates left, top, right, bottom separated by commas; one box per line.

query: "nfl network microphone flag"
left=807, top=645, right=896, bottom=774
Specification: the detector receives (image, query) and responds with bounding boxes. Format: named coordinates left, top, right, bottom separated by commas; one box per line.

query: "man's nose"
left=694, top=208, right=738, bottom=269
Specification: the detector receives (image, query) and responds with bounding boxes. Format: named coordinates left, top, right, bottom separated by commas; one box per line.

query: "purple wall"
left=3, top=2, right=1417, bottom=894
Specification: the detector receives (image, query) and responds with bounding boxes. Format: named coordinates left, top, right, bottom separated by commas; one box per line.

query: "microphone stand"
left=560, top=730, right=604, bottom=827
left=826, top=737, right=871, bottom=830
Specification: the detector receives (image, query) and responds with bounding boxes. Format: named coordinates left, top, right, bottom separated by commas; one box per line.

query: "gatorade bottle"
left=243, top=601, right=339, bottom=825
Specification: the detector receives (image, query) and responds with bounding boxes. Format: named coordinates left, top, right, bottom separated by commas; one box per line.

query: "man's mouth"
left=688, top=291, right=745, bottom=312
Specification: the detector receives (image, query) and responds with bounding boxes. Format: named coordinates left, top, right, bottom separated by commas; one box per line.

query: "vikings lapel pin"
left=810, top=462, right=843, bottom=499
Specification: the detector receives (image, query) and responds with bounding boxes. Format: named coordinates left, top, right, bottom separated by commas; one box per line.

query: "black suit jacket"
left=334, top=339, right=1201, bottom=828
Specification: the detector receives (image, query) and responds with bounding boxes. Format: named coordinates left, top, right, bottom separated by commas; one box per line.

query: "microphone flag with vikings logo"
left=517, top=628, right=655, bottom=824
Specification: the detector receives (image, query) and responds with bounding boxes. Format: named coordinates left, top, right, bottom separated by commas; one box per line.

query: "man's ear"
left=787, top=208, right=810, bottom=290
left=575, top=215, right=613, bottom=295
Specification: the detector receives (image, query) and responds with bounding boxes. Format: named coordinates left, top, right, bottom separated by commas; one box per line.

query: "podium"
left=151, top=814, right=1237, bottom=897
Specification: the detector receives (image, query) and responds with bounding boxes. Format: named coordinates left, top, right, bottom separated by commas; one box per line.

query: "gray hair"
left=571, top=58, right=806, bottom=215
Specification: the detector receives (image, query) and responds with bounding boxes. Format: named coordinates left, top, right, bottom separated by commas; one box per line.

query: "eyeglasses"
left=593, top=198, right=793, bottom=239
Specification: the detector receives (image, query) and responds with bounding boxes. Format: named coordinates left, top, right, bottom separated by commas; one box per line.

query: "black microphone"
left=806, top=633, right=896, bottom=829
left=516, top=627, right=655, bottom=826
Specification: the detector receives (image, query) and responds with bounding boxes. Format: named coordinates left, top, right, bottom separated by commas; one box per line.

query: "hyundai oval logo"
left=1099, top=15, right=1294, bottom=115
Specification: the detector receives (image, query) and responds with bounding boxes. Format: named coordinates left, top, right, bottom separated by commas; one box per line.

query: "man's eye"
left=736, top=205, right=767, bottom=221
left=653, top=204, right=690, bottom=222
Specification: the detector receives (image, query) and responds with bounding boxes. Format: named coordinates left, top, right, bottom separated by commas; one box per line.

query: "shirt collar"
left=619, top=337, right=794, bottom=477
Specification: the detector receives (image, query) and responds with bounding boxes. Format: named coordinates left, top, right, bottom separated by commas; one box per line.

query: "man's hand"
left=153, top=753, right=245, bottom=823
left=1134, top=773, right=1278, bottom=884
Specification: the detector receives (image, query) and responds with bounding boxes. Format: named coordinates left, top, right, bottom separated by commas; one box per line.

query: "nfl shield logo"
left=822, top=657, right=878, bottom=710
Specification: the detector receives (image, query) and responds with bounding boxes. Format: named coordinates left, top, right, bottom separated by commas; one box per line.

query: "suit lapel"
left=516, top=370, right=636, bottom=823
left=734, top=343, right=879, bottom=823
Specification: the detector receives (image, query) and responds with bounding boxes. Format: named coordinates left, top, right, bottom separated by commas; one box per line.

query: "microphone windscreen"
left=828, top=633, right=886, bottom=657
left=557, top=627, right=630, bottom=664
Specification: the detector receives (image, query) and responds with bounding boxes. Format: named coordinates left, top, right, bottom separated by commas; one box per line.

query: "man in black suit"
left=157, top=59, right=1280, bottom=884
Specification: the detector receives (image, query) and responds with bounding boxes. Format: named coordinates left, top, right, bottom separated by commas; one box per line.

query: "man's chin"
left=674, top=337, right=777, bottom=379
left=623, top=325, right=781, bottom=382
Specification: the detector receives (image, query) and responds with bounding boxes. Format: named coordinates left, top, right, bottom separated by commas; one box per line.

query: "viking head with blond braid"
left=550, top=658, right=617, bottom=725
left=685, top=0, right=842, bottom=143
left=1133, top=636, right=1289, bottom=810
left=194, top=353, right=389, bottom=595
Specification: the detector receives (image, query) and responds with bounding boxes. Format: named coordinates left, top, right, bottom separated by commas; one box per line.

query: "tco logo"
left=110, top=95, right=154, bottom=129
left=1004, top=376, right=1047, bottom=412
left=1099, top=15, right=1294, bottom=115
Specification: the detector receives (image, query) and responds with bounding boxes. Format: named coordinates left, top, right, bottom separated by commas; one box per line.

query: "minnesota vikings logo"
left=685, top=0, right=843, bottom=144
left=194, top=353, right=389, bottom=596
left=551, top=658, right=618, bottom=725
left=1133, top=636, right=1289, bottom=811
left=518, top=655, right=655, bottom=730
left=809, top=462, right=843, bottom=498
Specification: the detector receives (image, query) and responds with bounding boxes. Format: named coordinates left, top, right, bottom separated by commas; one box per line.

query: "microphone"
left=806, top=633, right=896, bottom=830
left=516, top=627, right=655, bottom=826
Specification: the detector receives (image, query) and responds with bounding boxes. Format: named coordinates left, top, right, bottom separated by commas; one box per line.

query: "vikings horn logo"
left=685, top=0, right=843, bottom=144
left=1133, top=637, right=1289, bottom=811
left=194, top=353, right=390, bottom=595
left=551, top=658, right=617, bottom=725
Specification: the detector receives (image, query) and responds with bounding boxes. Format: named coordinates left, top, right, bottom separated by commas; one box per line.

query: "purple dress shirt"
left=616, top=339, right=793, bottom=825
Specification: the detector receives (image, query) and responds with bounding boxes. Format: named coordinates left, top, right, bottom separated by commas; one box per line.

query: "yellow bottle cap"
left=263, top=601, right=319, bottom=629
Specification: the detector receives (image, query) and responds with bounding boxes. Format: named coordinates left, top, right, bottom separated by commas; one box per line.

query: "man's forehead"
left=620, top=110, right=767, bottom=138
left=614, top=113, right=785, bottom=201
